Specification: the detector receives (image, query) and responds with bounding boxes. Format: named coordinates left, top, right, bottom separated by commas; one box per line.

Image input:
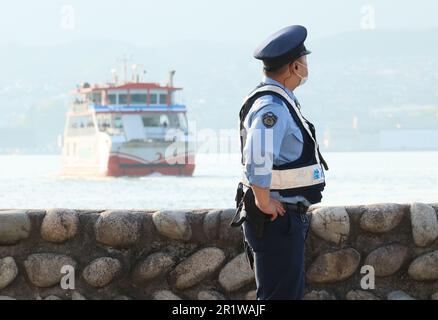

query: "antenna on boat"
left=132, top=64, right=145, bottom=83
left=167, top=70, right=176, bottom=87
left=110, top=68, right=118, bottom=84
left=117, top=54, right=133, bottom=83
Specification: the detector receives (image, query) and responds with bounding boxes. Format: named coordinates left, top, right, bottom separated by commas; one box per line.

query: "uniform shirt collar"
left=262, top=75, right=296, bottom=101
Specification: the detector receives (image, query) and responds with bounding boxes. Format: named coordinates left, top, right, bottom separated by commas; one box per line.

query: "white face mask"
left=295, top=61, right=308, bottom=86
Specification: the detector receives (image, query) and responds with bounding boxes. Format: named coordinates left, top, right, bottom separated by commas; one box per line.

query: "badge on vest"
left=313, top=167, right=321, bottom=180
left=262, top=112, right=277, bottom=128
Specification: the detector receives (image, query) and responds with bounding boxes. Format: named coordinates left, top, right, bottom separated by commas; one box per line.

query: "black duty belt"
left=240, top=183, right=309, bottom=215
left=282, top=202, right=309, bottom=215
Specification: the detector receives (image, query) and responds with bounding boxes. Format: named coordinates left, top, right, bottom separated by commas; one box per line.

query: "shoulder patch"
left=262, top=112, right=278, bottom=128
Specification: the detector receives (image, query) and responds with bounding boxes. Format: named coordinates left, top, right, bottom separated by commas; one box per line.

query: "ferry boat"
left=60, top=68, right=195, bottom=176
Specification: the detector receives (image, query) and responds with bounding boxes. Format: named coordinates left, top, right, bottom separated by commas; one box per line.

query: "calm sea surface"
left=0, top=152, right=437, bottom=210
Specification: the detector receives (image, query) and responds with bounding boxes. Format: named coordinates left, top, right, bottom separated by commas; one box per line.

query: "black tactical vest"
left=239, top=83, right=329, bottom=204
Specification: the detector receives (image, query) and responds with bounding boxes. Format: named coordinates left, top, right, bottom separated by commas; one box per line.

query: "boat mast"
left=117, top=54, right=132, bottom=84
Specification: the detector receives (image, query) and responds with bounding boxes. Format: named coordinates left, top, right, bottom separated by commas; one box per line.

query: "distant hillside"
left=0, top=28, right=437, bottom=152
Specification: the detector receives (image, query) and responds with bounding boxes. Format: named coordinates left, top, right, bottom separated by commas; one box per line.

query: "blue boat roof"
left=90, top=104, right=187, bottom=113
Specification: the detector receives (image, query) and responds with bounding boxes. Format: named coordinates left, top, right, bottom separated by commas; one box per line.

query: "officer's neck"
left=263, top=75, right=298, bottom=95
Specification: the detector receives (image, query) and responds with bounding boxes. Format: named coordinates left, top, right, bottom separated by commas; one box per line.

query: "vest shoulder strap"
left=244, top=85, right=314, bottom=142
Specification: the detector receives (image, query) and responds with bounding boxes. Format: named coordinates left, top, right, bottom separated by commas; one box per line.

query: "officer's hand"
left=257, top=198, right=285, bottom=221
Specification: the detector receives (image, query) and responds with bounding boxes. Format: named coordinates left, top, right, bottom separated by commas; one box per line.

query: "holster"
left=243, top=239, right=254, bottom=271
left=230, top=182, right=267, bottom=271
left=230, top=182, right=246, bottom=227
left=229, top=183, right=269, bottom=239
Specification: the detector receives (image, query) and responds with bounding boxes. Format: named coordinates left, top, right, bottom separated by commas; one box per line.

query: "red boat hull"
left=107, top=153, right=195, bottom=177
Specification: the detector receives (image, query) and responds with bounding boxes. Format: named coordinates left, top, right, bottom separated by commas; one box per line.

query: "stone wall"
left=0, top=203, right=437, bottom=300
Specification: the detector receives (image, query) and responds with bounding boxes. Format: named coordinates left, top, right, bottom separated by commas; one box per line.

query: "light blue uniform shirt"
left=243, top=76, right=311, bottom=206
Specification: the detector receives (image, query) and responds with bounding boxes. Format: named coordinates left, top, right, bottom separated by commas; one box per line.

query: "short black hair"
left=263, top=63, right=290, bottom=77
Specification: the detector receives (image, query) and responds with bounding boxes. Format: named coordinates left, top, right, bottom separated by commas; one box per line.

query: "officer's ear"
left=290, top=62, right=298, bottom=76
left=287, top=62, right=295, bottom=76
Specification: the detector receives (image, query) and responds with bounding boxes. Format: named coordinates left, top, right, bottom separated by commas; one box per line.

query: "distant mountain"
left=0, top=28, right=437, bottom=152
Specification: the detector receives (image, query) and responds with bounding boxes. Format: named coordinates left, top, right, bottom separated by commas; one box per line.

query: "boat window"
left=140, top=113, right=186, bottom=129
left=149, top=94, right=158, bottom=105
left=160, top=114, right=170, bottom=127
left=114, top=116, right=124, bottom=129
left=67, top=115, right=95, bottom=136
left=142, top=114, right=161, bottom=127
left=108, top=94, right=117, bottom=105
left=96, top=114, right=124, bottom=135
left=91, top=92, right=102, bottom=105
left=177, top=113, right=188, bottom=130
left=97, top=116, right=111, bottom=132
left=119, top=94, right=129, bottom=105
left=159, top=94, right=167, bottom=105
left=131, top=94, right=147, bottom=104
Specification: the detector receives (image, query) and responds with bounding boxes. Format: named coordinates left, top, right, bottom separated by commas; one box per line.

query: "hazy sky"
left=1, top=0, right=438, bottom=46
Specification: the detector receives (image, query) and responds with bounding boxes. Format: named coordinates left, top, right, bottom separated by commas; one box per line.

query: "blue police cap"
left=253, top=25, right=311, bottom=71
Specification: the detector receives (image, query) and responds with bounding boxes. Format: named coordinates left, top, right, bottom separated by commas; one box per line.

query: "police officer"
left=236, top=25, right=329, bottom=300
